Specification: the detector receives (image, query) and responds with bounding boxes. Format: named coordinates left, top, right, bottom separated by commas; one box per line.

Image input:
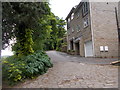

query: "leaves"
left=2, top=2, right=51, bottom=50
left=2, top=50, right=53, bottom=85
left=44, top=15, right=66, bottom=50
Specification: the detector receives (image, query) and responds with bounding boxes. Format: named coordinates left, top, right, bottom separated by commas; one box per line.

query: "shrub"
left=71, top=50, right=75, bottom=52
left=56, top=47, right=61, bottom=51
left=2, top=50, right=53, bottom=85
left=68, top=50, right=71, bottom=52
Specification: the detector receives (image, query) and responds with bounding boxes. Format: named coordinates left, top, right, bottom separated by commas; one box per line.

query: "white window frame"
left=71, top=13, right=74, bottom=20
left=82, top=2, right=88, bottom=16
left=67, top=18, right=71, bottom=29
left=83, top=17, right=89, bottom=28
left=68, top=18, right=70, bottom=23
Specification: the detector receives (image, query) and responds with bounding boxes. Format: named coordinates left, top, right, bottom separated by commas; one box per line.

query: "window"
left=71, top=13, right=74, bottom=20
left=78, top=25, right=80, bottom=31
left=72, top=27, right=74, bottom=32
left=83, top=17, right=89, bottom=28
left=68, top=18, right=70, bottom=22
left=77, top=12, right=80, bottom=18
left=82, top=2, right=88, bottom=16
left=67, top=18, right=71, bottom=29
left=76, top=25, right=80, bottom=32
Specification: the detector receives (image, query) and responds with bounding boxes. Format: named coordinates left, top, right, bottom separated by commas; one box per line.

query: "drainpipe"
left=0, top=2, right=1, bottom=59
left=115, top=7, right=120, bottom=60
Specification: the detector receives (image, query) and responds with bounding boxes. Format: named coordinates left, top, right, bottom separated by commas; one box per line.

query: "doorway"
left=70, top=40, right=73, bottom=50
left=75, top=42, right=80, bottom=55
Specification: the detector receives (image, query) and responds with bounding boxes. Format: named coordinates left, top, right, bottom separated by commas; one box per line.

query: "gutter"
left=115, top=7, right=120, bottom=59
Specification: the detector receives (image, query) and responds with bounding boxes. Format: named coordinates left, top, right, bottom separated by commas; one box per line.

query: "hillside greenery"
left=2, top=2, right=66, bottom=85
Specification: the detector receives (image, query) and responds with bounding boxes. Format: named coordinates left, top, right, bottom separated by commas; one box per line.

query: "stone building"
left=118, top=1, right=120, bottom=58
left=66, top=1, right=119, bottom=58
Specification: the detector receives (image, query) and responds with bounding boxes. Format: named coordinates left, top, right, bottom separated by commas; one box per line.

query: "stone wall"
left=118, top=1, right=120, bottom=58
left=90, top=2, right=119, bottom=58
left=67, top=2, right=92, bottom=56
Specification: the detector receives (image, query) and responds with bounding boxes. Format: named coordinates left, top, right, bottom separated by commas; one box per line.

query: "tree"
left=32, top=16, right=52, bottom=51
left=2, top=2, right=51, bottom=56
left=2, top=2, right=54, bottom=83
left=2, top=2, right=66, bottom=54
left=44, top=15, right=66, bottom=50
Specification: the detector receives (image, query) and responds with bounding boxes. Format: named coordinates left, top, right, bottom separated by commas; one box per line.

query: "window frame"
left=71, top=13, right=74, bottom=20
left=67, top=18, right=71, bottom=29
left=82, top=2, right=89, bottom=17
left=76, top=25, right=80, bottom=32
left=83, top=17, right=89, bottom=28
left=77, top=11, right=80, bottom=18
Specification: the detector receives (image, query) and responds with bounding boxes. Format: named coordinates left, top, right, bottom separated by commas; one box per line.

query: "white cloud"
left=1, top=50, right=13, bottom=56
left=49, top=0, right=81, bottom=19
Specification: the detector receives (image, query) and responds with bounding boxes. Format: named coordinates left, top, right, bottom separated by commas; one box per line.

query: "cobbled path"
left=4, top=51, right=118, bottom=88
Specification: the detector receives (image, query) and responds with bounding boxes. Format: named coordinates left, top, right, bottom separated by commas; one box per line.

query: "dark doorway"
left=70, top=40, right=73, bottom=50
left=75, top=42, right=80, bottom=55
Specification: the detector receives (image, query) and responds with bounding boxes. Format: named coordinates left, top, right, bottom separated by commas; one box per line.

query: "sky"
left=49, top=0, right=81, bottom=20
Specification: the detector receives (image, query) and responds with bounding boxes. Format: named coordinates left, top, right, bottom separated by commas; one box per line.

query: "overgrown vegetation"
left=2, top=51, right=53, bottom=85
left=12, top=29, right=34, bottom=56
left=44, top=16, right=66, bottom=50
left=2, top=2, right=66, bottom=85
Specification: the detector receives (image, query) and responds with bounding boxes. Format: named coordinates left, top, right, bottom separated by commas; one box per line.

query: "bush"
left=71, top=50, right=75, bottom=52
left=56, top=47, right=61, bottom=51
left=68, top=50, right=71, bottom=52
left=2, top=50, right=53, bottom=85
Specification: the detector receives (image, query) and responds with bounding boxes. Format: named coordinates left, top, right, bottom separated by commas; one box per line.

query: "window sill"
left=84, top=25, right=89, bottom=29
left=82, top=11, right=88, bottom=18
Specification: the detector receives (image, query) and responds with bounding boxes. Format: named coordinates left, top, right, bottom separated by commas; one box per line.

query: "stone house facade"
left=66, top=1, right=119, bottom=58
left=118, top=1, right=120, bottom=58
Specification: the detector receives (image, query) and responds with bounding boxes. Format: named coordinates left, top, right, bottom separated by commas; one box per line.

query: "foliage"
left=32, top=17, right=52, bottom=51
left=2, top=2, right=66, bottom=86
left=12, top=29, right=34, bottom=56
left=2, top=51, right=53, bottom=85
left=44, top=15, right=66, bottom=50
left=2, top=2, right=51, bottom=50
left=68, top=50, right=71, bottom=52
left=61, top=42, right=67, bottom=47
left=67, top=50, right=75, bottom=55
left=2, top=2, right=66, bottom=53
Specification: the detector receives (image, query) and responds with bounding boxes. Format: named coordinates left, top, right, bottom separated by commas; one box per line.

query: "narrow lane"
left=46, top=51, right=118, bottom=65
left=8, top=51, right=118, bottom=88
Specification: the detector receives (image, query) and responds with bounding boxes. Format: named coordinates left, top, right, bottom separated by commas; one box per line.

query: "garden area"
left=2, top=2, right=66, bottom=86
